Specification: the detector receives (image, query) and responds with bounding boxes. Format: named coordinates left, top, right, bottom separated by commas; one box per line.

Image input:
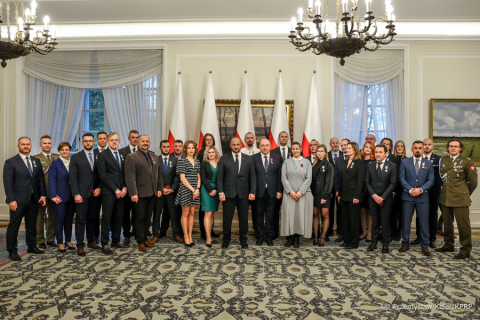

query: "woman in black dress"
left=311, top=144, right=334, bottom=246
left=360, top=141, right=374, bottom=242
left=175, top=140, right=201, bottom=247
left=338, top=142, right=365, bottom=249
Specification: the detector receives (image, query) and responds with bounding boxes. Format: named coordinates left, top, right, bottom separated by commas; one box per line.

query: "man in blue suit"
left=398, top=140, right=434, bottom=256
left=3, top=137, right=47, bottom=261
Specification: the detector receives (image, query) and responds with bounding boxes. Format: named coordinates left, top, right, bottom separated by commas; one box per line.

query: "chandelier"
left=0, top=0, right=57, bottom=68
left=289, top=0, right=396, bottom=66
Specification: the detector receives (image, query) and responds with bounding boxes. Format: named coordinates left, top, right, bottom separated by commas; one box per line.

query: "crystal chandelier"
left=0, top=0, right=57, bottom=68
left=289, top=0, right=396, bottom=66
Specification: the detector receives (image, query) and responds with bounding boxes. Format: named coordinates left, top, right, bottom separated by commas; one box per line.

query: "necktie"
left=164, top=157, right=168, bottom=172
left=334, top=153, right=337, bottom=164
left=132, top=147, right=136, bottom=153
left=145, top=152, right=153, bottom=170
left=282, top=148, right=286, bottom=160
left=415, top=158, right=420, bottom=175
left=100, top=148, right=104, bottom=153
left=235, top=154, right=239, bottom=173
left=377, top=162, right=382, bottom=175
left=47, top=154, right=51, bottom=162
left=26, top=156, right=33, bottom=176
left=264, top=155, right=269, bottom=172
left=88, top=152, right=94, bottom=170
left=114, top=151, right=121, bottom=168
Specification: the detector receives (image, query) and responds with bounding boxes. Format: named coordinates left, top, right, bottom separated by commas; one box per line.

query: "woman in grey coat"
left=281, top=142, right=313, bottom=248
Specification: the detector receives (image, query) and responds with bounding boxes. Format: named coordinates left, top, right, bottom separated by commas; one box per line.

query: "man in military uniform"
left=435, top=139, right=478, bottom=259
left=34, top=135, right=60, bottom=249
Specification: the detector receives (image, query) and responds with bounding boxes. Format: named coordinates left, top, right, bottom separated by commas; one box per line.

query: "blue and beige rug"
left=0, top=232, right=479, bottom=319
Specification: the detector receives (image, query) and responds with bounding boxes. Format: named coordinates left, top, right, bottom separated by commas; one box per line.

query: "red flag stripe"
left=302, top=134, right=311, bottom=158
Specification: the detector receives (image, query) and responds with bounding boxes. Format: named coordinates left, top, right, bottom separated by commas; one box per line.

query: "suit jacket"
left=48, top=158, right=71, bottom=201
left=334, top=154, right=347, bottom=193
left=119, top=145, right=133, bottom=158
left=97, top=148, right=126, bottom=195
left=252, top=153, right=283, bottom=198
left=197, top=149, right=206, bottom=164
left=365, top=160, right=397, bottom=199
left=217, top=152, right=256, bottom=199
left=201, top=161, right=217, bottom=193
left=3, top=154, right=46, bottom=205
left=271, top=146, right=292, bottom=162
left=32, top=152, right=59, bottom=198
left=311, top=159, right=334, bottom=201
left=125, top=150, right=163, bottom=198
left=399, top=157, right=434, bottom=202
left=328, top=150, right=343, bottom=166
left=158, top=154, right=180, bottom=192
left=425, top=153, right=442, bottom=197
left=305, top=155, right=315, bottom=165
left=69, top=150, right=100, bottom=198
left=338, top=158, right=365, bottom=201
left=385, top=153, right=401, bottom=170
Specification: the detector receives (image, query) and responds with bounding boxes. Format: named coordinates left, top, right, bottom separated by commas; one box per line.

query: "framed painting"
left=212, top=99, right=294, bottom=154
left=430, top=99, right=480, bottom=165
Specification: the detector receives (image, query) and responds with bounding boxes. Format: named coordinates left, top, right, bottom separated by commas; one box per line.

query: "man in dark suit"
left=70, top=133, right=102, bottom=256
left=3, top=137, right=47, bottom=261
left=398, top=140, right=434, bottom=256
left=152, top=140, right=183, bottom=244
left=217, top=137, right=256, bottom=249
left=119, top=129, right=140, bottom=245
left=170, top=140, right=184, bottom=159
left=90, top=131, right=108, bottom=245
left=252, top=139, right=282, bottom=246
left=327, top=137, right=343, bottom=240
left=365, top=144, right=398, bottom=253
left=304, top=139, right=319, bottom=165
left=125, top=134, right=163, bottom=252
left=411, top=138, right=442, bottom=248
left=333, top=138, right=350, bottom=243
left=97, top=133, right=128, bottom=254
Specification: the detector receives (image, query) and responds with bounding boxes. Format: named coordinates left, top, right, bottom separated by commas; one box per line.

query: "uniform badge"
left=322, top=165, right=325, bottom=172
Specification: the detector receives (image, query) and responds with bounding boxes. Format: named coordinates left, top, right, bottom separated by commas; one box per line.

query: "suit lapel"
left=17, top=154, right=32, bottom=176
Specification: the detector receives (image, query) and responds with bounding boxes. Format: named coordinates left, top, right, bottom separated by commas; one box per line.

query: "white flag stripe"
left=302, top=73, right=324, bottom=157
left=168, top=73, right=188, bottom=153
left=236, top=73, right=256, bottom=147
left=200, top=73, right=223, bottom=155
left=270, top=73, right=291, bottom=149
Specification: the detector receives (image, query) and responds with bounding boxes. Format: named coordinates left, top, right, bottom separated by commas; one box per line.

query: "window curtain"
left=24, top=50, right=163, bottom=151
left=334, top=49, right=404, bottom=144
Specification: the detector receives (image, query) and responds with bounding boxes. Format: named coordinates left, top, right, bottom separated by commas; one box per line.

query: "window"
left=358, top=85, right=387, bottom=143
left=72, top=90, right=110, bottom=152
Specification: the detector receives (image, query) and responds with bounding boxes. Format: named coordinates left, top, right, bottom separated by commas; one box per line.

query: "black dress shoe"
left=429, top=241, right=437, bottom=249
left=27, top=247, right=45, bottom=254
left=241, top=242, right=248, bottom=249
left=211, top=231, right=220, bottom=238
left=367, top=244, right=376, bottom=251
left=410, top=238, right=421, bottom=245
left=9, top=252, right=21, bottom=261
left=454, top=252, right=470, bottom=259
left=47, top=241, right=58, bottom=247
left=222, top=241, right=230, bottom=249
left=111, top=242, right=126, bottom=249
left=38, top=243, right=47, bottom=250
left=285, top=237, right=294, bottom=247
left=293, top=236, right=300, bottom=248
left=102, top=247, right=114, bottom=255
left=256, top=239, right=263, bottom=246
left=382, top=245, right=389, bottom=253
left=266, top=239, right=274, bottom=246
left=435, top=246, right=454, bottom=253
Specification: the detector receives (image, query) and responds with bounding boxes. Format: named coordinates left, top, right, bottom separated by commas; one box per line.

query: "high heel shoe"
left=65, top=243, right=76, bottom=250
left=206, top=243, right=212, bottom=248
left=313, top=237, right=319, bottom=246
left=185, top=242, right=194, bottom=247
left=319, top=238, right=326, bottom=247
left=58, top=246, right=66, bottom=253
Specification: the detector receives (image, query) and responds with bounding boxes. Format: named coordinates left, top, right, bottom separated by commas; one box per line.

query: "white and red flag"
left=198, top=73, right=223, bottom=155
left=302, top=72, right=324, bottom=157
left=269, top=71, right=291, bottom=149
left=236, top=72, right=255, bottom=147
left=168, top=73, right=188, bottom=153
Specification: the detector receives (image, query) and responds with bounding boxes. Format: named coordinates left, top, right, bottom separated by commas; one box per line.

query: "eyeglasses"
left=366, top=137, right=375, bottom=140
left=382, top=142, right=391, bottom=146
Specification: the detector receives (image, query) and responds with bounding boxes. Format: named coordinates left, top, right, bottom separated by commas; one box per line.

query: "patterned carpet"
left=0, top=232, right=479, bottom=319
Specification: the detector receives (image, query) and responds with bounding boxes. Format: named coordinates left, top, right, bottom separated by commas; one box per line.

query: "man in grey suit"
left=125, top=134, right=163, bottom=252
left=217, top=137, right=256, bottom=249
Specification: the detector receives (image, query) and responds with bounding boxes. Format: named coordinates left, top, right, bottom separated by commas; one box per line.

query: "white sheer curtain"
left=25, top=75, right=85, bottom=154
left=334, top=49, right=404, bottom=144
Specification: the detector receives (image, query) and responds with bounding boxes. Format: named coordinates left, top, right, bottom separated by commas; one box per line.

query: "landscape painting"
left=214, top=99, right=294, bottom=154
left=430, top=99, right=480, bottom=165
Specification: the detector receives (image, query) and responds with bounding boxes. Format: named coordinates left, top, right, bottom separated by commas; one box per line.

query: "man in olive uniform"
left=34, top=135, right=60, bottom=248
left=435, top=139, right=478, bottom=259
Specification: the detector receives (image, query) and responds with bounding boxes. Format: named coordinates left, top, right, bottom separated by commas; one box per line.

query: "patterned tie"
left=114, top=151, right=121, bottom=168
left=235, top=155, right=239, bottom=173
left=415, top=158, right=420, bottom=176
left=334, top=153, right=337, bottom=165
left=282, top=148, right=286, bottom=161
left=88, top=152, right=94, bottom=171
left=164, top=157, right=168, bottom=172
left=264, top=155, right=269, bottom=172
left=26, top=156, right=33, bottom=176
left=99, top=148, right=104, bottom=153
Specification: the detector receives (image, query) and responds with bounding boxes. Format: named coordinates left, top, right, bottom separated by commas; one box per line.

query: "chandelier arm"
left=364, top=42, right=380, bottom=51
left=297, top=29, right=321, bottom=42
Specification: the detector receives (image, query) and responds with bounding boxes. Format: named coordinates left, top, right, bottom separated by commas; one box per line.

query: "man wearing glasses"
left=365, top=134, right=376, bottom=145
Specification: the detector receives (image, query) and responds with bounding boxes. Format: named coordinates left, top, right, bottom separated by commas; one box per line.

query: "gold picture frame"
left=430, top=98, right=480, bottom=165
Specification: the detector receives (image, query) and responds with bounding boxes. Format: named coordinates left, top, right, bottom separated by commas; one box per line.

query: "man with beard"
left=241, top=132, right=260, bottom=156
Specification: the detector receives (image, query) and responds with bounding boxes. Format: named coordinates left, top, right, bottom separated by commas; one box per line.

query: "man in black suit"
left=365, top=144, right=398, bottom=253
left=170, top=140, right=183, bottom=159
left=97, top=133, right=128, bottom=254
left=119, top=129, right=140, bottom=245
left=411, top=138, right=442, bottom=248
left=90, top=131, right=108, bottom=245
left=217, top=137, right=256, bottom=249
left=152, top=140, right=183, bottom=244
left=252, top=139, right=282, bottom=246
left=305, top=139, right=319, bottom=165
left=327, top=137, right=343, bottom=240
left=3, top=137, right=47, bottom=261
left=334, top=138, right=350, bottom=243
left=70, top=133, right=102, bottom=256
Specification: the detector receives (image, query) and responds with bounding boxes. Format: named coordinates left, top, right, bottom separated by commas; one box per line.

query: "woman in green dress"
left=200, top=145, right=220, bottom=247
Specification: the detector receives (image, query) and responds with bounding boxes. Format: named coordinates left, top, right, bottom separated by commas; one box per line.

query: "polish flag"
left=269, top=71, right=291, bottom=149
left=302, top=72, right=324, bottom=157
left=199, top=72, right=223, bottom=155
left=168, top=73, right=188, bottom=153
left=236, top=72, right=255, bottom=147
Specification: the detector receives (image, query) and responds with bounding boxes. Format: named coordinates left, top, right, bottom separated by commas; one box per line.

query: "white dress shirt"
left=19, top=153, right=46, bottom=197
left=232, top=152, right=242, bottom=173
left=241, top=146, right=260, bottom=156
left=129, top=145, right=137, bottom=153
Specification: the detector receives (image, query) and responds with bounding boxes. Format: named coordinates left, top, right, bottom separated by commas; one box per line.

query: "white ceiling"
left=16, top=0, right=480, bottom=24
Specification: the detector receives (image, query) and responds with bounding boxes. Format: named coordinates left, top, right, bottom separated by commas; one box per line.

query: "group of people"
left=3, top=129, right=477, bottom=262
